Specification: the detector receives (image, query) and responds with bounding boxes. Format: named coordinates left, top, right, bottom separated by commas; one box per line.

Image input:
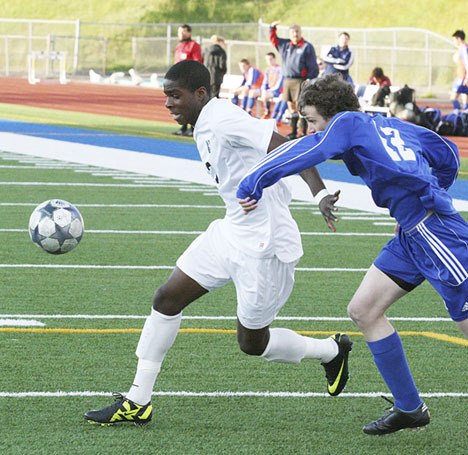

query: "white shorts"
left=176, top=219, right=297, bottom=329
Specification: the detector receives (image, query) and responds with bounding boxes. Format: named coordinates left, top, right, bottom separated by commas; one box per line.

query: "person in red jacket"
left=173, top=24, right=202, bottom=136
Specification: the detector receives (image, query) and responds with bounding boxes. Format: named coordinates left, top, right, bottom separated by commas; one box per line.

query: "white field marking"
left=373, top=222, right=398, bottom=226
left=0, top=228, right=393, bottom=237
left=0, top=181, right=213, bottom=189
left=0, top=391, right=466, bottom=399
left=3, top=135, right=465, bottom=212
left=0, top=314, right=453, bottom=322
left=0, top=319, right=45, bottom=327
left=341, top=216, right=394, bottom=221
left=0, top=202, right=388, bottom=217
left=0, top=202, right=226, bottom=209
left=0, top=264, right=367, bottom=271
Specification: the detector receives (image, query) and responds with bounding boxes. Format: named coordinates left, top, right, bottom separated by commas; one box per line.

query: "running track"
left=0, top=77, right=467, bottom=157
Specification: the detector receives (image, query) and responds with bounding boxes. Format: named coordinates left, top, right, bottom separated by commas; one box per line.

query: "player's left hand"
left=239, top=197, right=258, bottom=214
left=319, top=190, right=340, bottom=232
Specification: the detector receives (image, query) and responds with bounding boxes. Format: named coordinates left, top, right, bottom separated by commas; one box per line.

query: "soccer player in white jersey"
left=84, top=60, right=352, bottom=426
left=237, top=74, right=468, bottom=435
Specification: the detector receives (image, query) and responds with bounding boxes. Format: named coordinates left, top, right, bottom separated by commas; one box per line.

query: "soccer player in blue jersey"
left=237, top=74, right=468, bottom=435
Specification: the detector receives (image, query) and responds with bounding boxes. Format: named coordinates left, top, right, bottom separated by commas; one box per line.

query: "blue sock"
left=367, top=331, right=422, bottom=412
left=241, top=96, right=248, bottom=110
left=453, top=99, right=461, bottom=110
left=246, top=97, right=256, bottom=111
left=232, top=95, right=239, bottom=105
left=276, top=101, right=288, bottom=121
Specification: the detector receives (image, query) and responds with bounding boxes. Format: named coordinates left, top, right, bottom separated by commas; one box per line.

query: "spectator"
left=322, top=32, right=354, bottom=84
left=450, top=29, right=468, bottom=111
left=232, top=59, right=264, bottom=116
left=259, top=52, right=284, bottom=118
left=173, top=24, right=202, bottom=136
left=203, top=35, right=227, bottom=98
left=368, top=67, right=392, bottom=87
left=368, top=67, right=392, bottom=107
left=270, top=21, right=319, bottom=139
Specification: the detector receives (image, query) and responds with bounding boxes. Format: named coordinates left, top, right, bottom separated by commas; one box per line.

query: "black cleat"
left=321, top=333, right=353, bottom=396
left=363, top=398, right=430, bottom=435
left=84, top=392, right=152, bottom=426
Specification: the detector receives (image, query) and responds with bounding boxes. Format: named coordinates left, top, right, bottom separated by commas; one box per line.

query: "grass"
left=0, top=150, right=467, bottom=454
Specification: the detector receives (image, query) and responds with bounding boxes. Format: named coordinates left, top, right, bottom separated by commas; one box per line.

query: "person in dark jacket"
left=203, top=35, right=227, bottom=98
left=270, top=21, right=318, bottom=139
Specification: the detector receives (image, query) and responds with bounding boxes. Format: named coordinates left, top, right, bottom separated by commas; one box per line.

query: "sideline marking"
left=0, top=314, right=453, bottom=322
left=0, top=327, right=466, bottom=346
left=0, top=264, right=368, bottom=272
left=0, top=390, right=466, bottom=399
left=0, top=228, right=393, bottom=237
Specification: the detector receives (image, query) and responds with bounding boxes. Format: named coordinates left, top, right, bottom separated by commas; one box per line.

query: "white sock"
left=126, top=359, right=161, bottom=405
left=126, top=309, right=182, bottom=405
left=261, top=328, right=338, bottom=364
left=304, top=337, right=338, bottom=363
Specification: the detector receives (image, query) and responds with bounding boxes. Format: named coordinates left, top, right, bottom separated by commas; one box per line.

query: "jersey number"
left=379, top=127, right=416, bottom=161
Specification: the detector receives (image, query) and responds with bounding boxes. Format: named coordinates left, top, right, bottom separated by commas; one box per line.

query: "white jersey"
left=193, top=98, right=303, bottom=262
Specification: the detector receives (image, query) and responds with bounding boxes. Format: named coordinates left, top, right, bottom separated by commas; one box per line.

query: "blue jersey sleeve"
left=237, top=112, right=351, bottom=200
left=415, top=127, right=460, bottom=190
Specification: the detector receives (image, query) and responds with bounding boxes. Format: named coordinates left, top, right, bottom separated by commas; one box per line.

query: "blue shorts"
left=374, top=213, right=468, bottom=321
left=452, top=79, right=468, bottom=95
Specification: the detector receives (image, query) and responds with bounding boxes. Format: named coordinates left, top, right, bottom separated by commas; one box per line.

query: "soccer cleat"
left=363, top=399, right=430, bottom=435
left=321, top=333, right=353, bottom=396
left=84, top=392, right=152, bottom=426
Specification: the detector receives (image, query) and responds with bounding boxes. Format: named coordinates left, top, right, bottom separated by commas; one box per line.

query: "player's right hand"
left=270, top=20, right=281, bottom=28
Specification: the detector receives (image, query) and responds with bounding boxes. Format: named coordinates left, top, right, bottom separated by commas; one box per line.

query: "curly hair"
left=298, top=74, right=360, bottom=120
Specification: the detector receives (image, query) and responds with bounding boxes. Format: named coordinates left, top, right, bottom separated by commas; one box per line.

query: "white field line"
left=0, top=319, right=45, bottom=327
left=0, top=202, right=394, bottom=218
left=0, top=228, right=393, bottom=237
left=0, top=264, right=368, bottom=271
left=0, top=181, right=212, bottom=189
left=0, top=314, right=453, bottom=322
left=0, top=202, right=227, bottom=209
left=0, top=391, right=466, bottom=399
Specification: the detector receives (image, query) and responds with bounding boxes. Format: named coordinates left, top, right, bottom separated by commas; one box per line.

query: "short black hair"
left=180, top=24, right=192, bottom=33
left=165, top=60, right=211, bottom=96
left=298, top=74, right=360, bottom=120
left=372, top=67, right=384, bottom=79
left=452, top=29, right=465, bottom=40
left=266, top=52, right=276, bottom=58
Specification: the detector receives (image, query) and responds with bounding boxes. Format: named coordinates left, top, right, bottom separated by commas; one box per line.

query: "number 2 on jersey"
left=378, top=126, right=416, bottom=161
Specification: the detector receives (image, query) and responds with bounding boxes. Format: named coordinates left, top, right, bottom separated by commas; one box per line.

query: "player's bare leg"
left=84, top=268, right=207, bottom=425
left=347, top=265, right=430, bottom=435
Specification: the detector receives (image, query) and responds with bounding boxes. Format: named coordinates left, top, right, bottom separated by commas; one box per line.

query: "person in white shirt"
left=84, top=60, right=352, bottom=426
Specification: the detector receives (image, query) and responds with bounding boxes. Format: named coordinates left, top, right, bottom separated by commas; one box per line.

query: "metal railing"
left=0, top=18, right=457, bottom=93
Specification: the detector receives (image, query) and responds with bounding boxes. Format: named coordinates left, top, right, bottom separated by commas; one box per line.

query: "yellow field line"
left=1, top=327, right=467, bottom=346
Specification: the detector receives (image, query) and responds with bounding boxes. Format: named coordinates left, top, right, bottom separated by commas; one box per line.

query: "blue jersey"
left=237, top=112, right=460, bottom=231
left=323, top=45, right=354, bottom=79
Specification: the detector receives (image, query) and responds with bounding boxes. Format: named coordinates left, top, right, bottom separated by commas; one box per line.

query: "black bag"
left=389, top=84, right=415, bottom=105
left=370, top=86, right=391, bottom=107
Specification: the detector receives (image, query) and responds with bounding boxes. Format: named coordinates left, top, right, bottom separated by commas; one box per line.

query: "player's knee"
left=152, top=284, right=174, bottom=313
left=347, top=301, right=367, bottom=326
left=237, top=330, right=269, bottom=356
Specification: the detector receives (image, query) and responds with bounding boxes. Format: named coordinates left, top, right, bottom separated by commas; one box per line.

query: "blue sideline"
left=1, top=119, right=466, bottom=200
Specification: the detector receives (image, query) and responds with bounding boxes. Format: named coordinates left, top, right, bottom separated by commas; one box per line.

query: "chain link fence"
left=0, top=19, right=456, bottom=93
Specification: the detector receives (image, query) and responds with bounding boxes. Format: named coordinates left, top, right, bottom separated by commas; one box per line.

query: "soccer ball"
left=28, top=199, right=84, bottom=254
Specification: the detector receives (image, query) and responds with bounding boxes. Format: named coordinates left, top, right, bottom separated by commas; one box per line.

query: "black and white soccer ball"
left=28, top=199, right=84, bottom=254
